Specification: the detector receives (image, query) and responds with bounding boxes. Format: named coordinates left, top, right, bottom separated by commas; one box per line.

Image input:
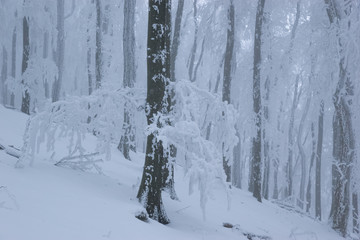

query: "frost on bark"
left=188, top=0, right=198, bottom=82
left=21, top=16, right=30, bottom=114
left=325, top=0, right=355, bottom=236
left=315, top=100, right=323, bottom=220
left=1, top=47, right=8, bottom=105
left=52, top=0, right=65, bottom=103
left=118, top=0, right=136, bottom=160
left=137, top=0, right=171, bottom=224
left=250, top=0, right=265, bottom=203
left=95, top=0, right=102, bottom=90
left=222, top=0, right=235, bottom=183
left=296, top=88, right=311, bottom=210
left=170, top=0, right=184, bottom=83
left=10, top=24, right=16, bottom=107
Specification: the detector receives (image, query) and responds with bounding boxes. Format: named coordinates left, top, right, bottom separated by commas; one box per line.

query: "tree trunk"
left=222, top=0, right=235, bottom=183
left=315, top=100, right=323, bottom=220
left=118, top=0, right=136, bottom=160
left=170, top=0, right=184, bottom=83
left=95, top=0, right=102, bottom=90
left=324, top=0, right=355, bottom=236
left=10, top=25, right=16, bottom=107
left=306, top=122, right=316, bottom=213
left=52, top=0, right=65, bottom=102
left=188, top=0, right=198, bottom=82
left=137, top=0, right=171, bottom=224
left=296, top=89, right=311, bottom=210
left=286, top=75, right=300, bottom=199
left=1, top=47, right=8, bottom=105
left=250, top=0, right=265, bottom=203
left=262, top=76, right=270, bottom=200
left=21, top=16, right=30, bottom=114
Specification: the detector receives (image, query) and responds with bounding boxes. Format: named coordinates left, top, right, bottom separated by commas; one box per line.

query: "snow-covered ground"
left=0, top=105, right=342, bottom=240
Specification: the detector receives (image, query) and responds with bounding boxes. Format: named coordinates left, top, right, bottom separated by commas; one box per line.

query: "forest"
left=0, top=0, right=360, bottom=239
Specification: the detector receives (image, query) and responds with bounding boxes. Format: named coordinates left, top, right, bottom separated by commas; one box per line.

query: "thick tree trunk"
left=52, top=0, right=65, bottom=102
left=222, top=0, right=235, bottom=183
left=21, top=16, right=30, bottom=114
left=137, top=0, right=171, bottom=224
left=118, top=0, right=136, bottom=160
left=250, top=0, right=265, bottom=203
left=324, top=0, right=355, bottom=236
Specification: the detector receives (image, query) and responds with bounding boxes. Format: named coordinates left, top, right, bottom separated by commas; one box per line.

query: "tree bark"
left=1, top=47, right=8, bottom=105
left=222, top=0, right=235, bottom=183
left=21, top=16, right=30, bottom=114
left=296, top=89, right=311, bottom=210
left=10, top=25, right=16, bottom=107
left=315, top=100, right=323, bottom=220
left=118, top=0, right=136, bottom=160
left=95, top=0, right=102, bottom=90
left=250, top=0, right=265, bottom=203
left=324, top=0, right=355, bottom=236
left=52, top=0, right=65, bottom=102
left=137, top=0, right=171, bottom=224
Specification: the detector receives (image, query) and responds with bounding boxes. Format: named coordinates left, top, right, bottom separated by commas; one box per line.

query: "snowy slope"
left=0, top=106, right=342, bottom=240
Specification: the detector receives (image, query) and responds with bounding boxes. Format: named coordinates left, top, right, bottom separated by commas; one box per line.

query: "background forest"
left=1, top=0, right=360, bottom=239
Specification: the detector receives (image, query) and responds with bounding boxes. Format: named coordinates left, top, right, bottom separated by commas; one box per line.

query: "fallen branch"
left=55, top=152, right=103, bottom=174
left=0, top=142, right=21, bottom=158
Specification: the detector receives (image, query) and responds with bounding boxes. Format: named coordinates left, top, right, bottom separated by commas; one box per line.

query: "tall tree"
left=325, top=0, right=356, bottom=236
left=118, top=0, right=136, bottom=160
left=250, top=0, right=265, bottom=203
left=95, top=0, right=102, bottom=89
left=222, top=0, right=235, bottom=183
left=52, top=0, right=65, bottom=102
left=137, top=0, right=171, bottom=224
left=1, top=47, right=8, bottom=105
left=21, top=16, right=30, bottom=114
left=315, top=99, right=324, bottom=220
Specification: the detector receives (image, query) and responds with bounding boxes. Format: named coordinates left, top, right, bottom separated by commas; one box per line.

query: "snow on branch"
left=18, top=87, right=146, bottom=166
left=153, top=80, right=238, bottom=217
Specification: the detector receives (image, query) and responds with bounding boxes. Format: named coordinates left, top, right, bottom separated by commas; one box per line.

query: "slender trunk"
left=95, top=0, right=102, bottom=89
left=52, top=0, right=65, bottom=102
left=188, top=0, right=198, bottom=82
left=286, top=75, right=300, bottom=198
left=21, top=16, right=30, bottom=114
left=170, top=0, right=184, bottom=83
left=315, top=100, right=323, bottom=220
left=262, top=76, right=270, bottom=200
left=222, top=0, right=235, bottom=183
left=1, top=47, right=8, bottom=105
left=119, top=0, right=136, bottom=160
left=43, top=31, right=50, bottom=99
left=296, top=90, right=311, bottom=210
left=306, top=122, right=316, bottom=213
left=251, top=0, right=265, bottom=203
left=10, top=26, right=16, bottom=107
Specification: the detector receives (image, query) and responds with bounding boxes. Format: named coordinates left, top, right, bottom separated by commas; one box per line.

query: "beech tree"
left=137, top=0, right=172, bottom=224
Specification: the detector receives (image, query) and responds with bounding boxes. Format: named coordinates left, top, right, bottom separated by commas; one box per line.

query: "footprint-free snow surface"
left=0, top=105, right=341, bottom=240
